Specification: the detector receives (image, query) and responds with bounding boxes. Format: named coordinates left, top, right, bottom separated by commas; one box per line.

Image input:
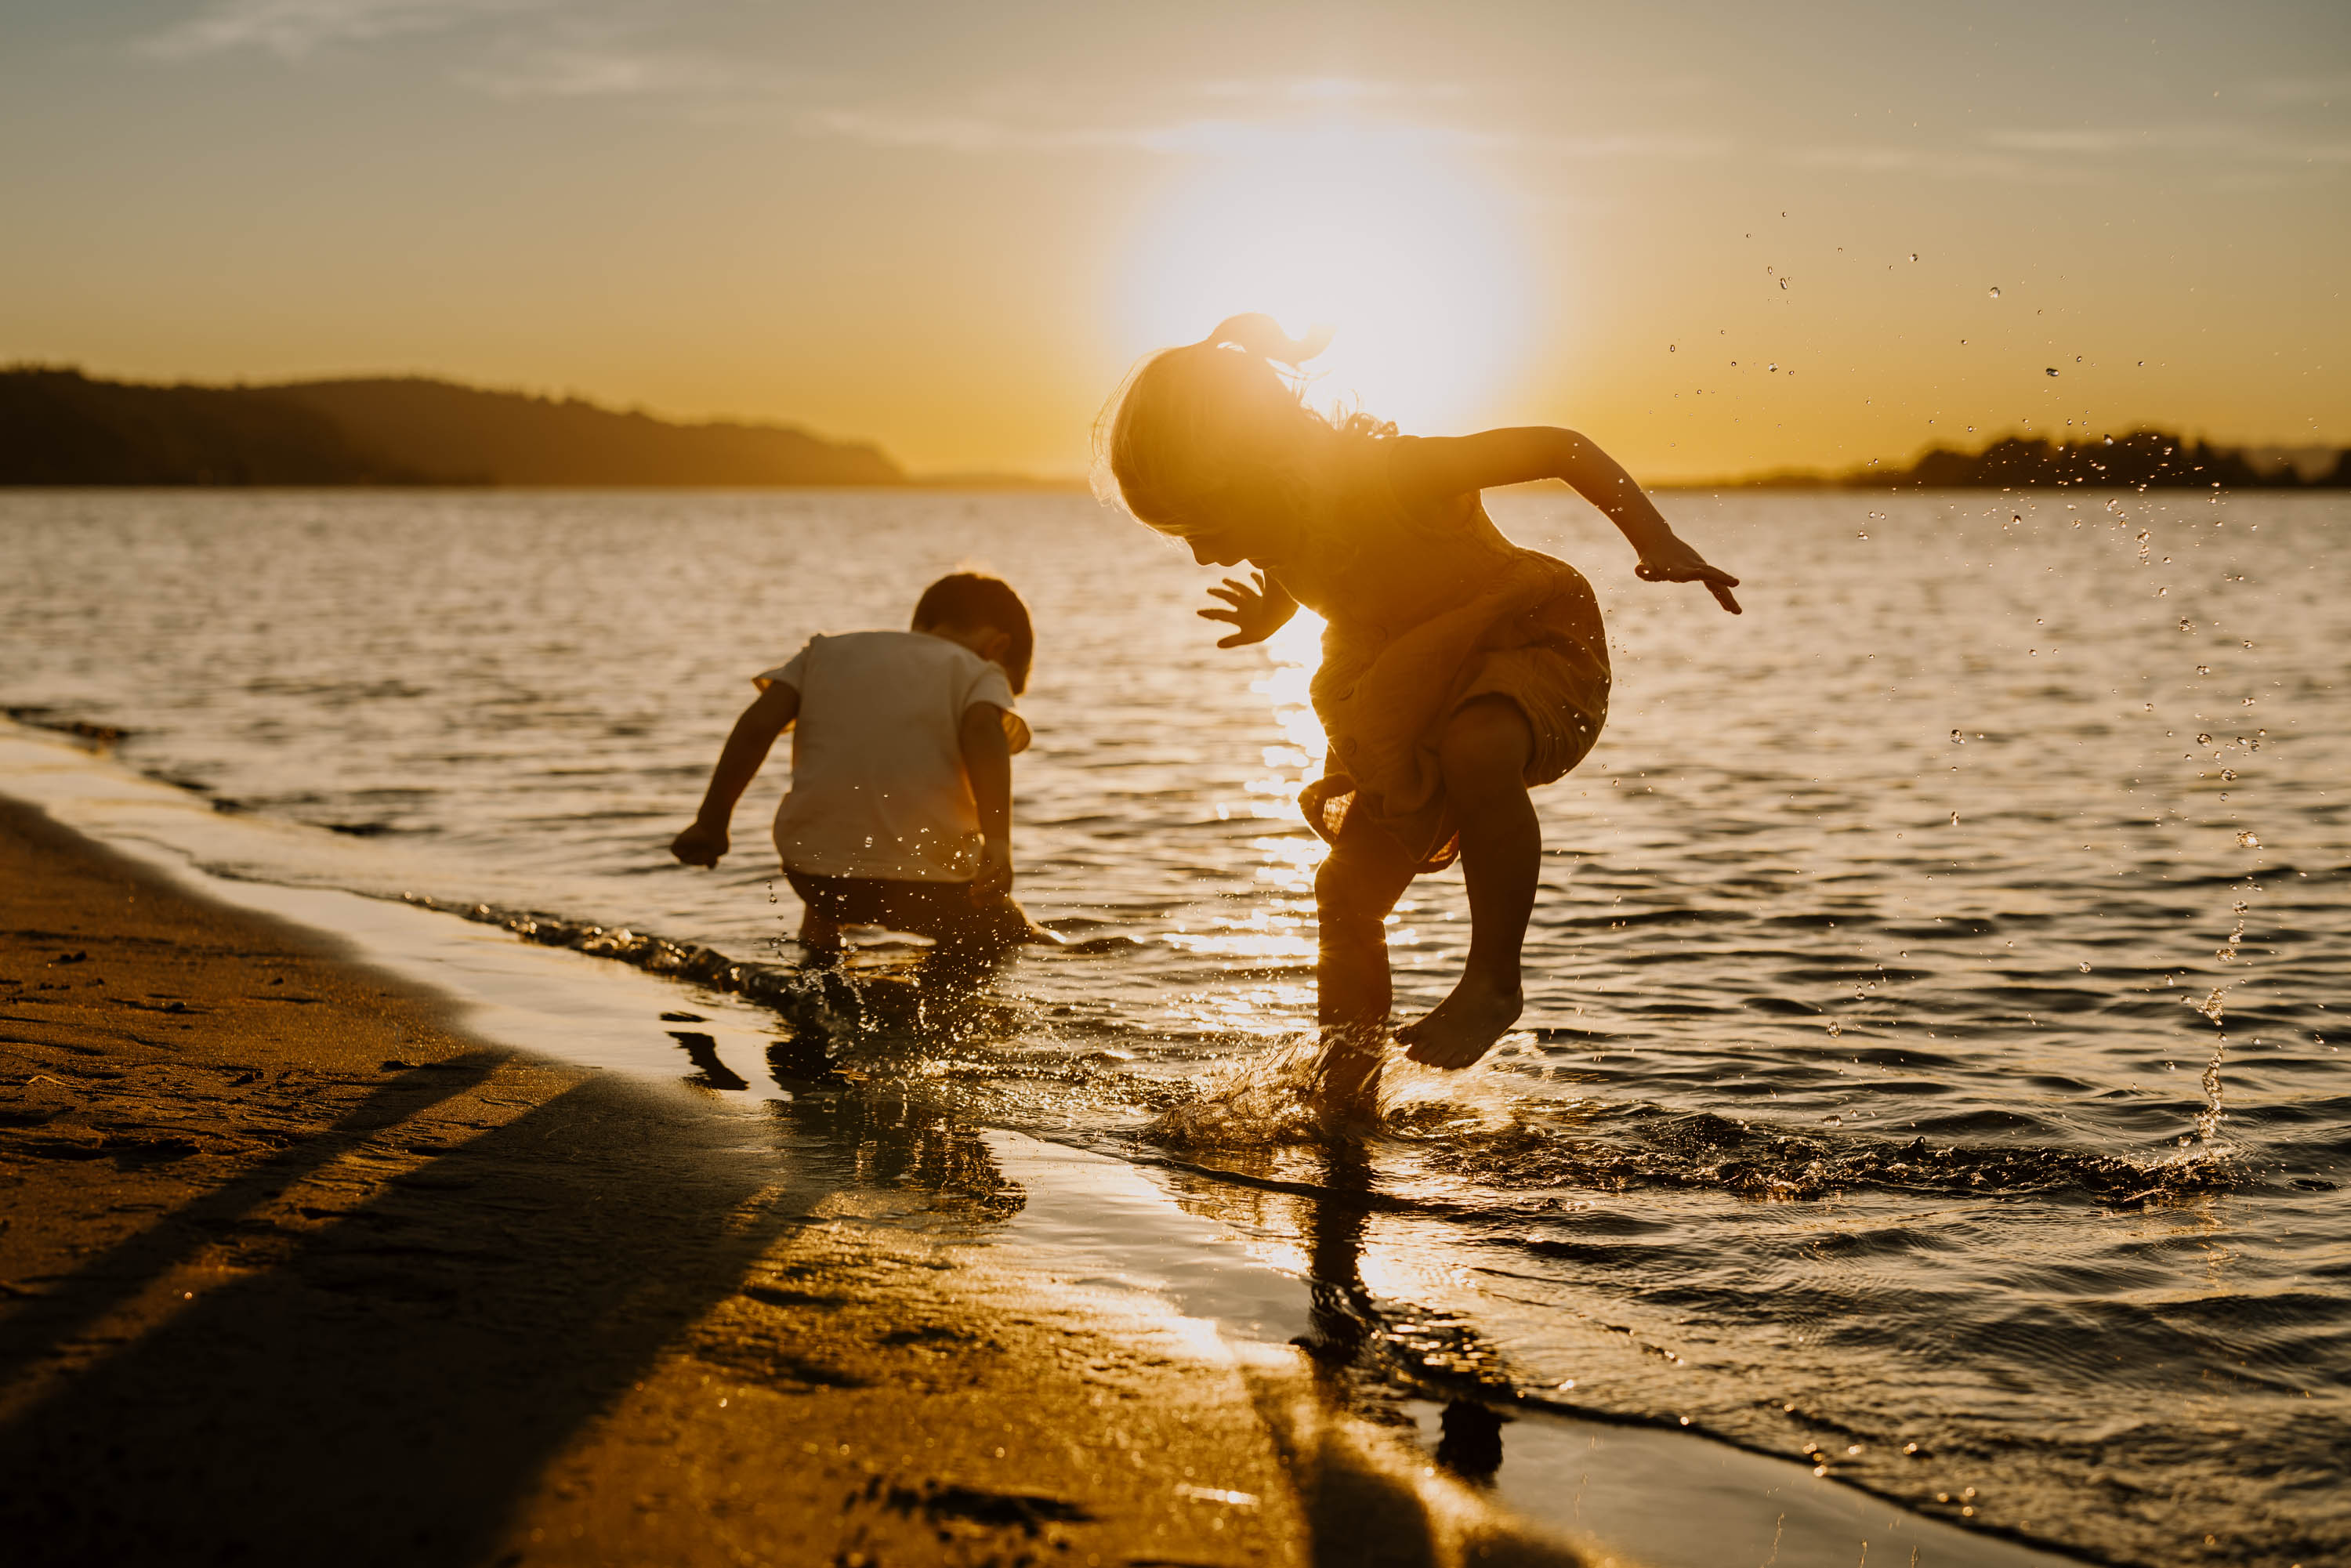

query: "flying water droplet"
left=2045, top=367, right=2060, bottom=377
left=1909, top=252, right=1918, bottom=262
left=1988, top=286, right=2002, bottom=299
left=2237, top=831, right=2260, bottom=849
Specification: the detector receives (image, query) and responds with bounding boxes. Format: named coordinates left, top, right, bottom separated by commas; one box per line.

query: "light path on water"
left=4, top=488, right=2347, bottom=1566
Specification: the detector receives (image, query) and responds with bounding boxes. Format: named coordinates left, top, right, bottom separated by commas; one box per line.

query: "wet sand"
left=0, top=796, right=1585, bottom=1568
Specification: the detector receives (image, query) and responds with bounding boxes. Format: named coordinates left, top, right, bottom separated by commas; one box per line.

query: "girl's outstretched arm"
left=672, top=682, right=800, bottom=866
left=1393, top=428, right=1742, bottom=614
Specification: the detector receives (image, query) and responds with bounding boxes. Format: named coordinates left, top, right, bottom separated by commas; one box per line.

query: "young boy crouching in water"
left=670, top=572, right=1051, bottom=972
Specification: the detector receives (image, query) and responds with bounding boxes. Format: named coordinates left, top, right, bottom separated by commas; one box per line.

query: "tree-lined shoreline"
left=1716, top=429, right=2351, bottom=491
left=0, top=368, right=905, bottom=487
left=5, top=365, right=2346, bottom=491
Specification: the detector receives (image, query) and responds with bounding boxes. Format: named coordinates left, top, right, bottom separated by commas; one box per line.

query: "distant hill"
left=0, top=368, right=423, bottom=485
left=0, top=368, right=906, bottom=487
left=1724, top=428, right=2350, bottom=491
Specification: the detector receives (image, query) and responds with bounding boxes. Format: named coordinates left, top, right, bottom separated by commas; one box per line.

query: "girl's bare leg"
left=1313, top=813, right=1418, bottom=1112
left=797, top=906, right=845, bottom=958
left=1400, top=697, right=1538, bottom=1068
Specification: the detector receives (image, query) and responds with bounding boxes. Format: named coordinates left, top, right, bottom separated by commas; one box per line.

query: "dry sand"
left=0, top=797, right=1586, bottom=1568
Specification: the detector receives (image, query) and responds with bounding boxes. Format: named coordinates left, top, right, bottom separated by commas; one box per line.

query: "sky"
left=2, top=1, right=2346, bottom=479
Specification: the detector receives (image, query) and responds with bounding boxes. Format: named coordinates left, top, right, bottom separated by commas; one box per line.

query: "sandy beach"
left=0, top=795, right=1589, bottom=1568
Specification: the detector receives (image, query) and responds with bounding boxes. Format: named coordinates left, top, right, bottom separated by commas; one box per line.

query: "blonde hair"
left=1094, top=316, right=1391, bottom=541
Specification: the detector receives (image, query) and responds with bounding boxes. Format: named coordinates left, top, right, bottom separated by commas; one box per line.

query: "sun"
left=1117, top=121, right=1534, bottom=436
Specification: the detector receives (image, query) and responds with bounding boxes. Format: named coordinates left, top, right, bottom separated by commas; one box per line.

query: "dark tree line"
left=1857, top=429, right=2350, bottom=491
left=0, top=367, right=906, bottom=487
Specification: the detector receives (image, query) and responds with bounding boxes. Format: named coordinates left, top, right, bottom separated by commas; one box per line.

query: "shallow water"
left=4, top=487, right=2346, bottom=1566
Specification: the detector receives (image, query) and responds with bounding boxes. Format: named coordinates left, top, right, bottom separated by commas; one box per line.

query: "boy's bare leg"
left=1400, top=697, right=1537, bottom=1069
left=1313, top=817, right=1417, bottom=1113
left=907, top=885, right=1031, bottom=983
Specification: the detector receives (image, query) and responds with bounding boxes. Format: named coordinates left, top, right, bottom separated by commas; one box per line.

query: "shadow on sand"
left=0, top=1054, right=834, bottom=1564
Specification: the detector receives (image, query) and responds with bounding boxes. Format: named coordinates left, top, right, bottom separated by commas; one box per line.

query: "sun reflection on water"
left=1157, top=610, right=1328, bottom=1034
left=1237, top=610, right=1326, bottom=911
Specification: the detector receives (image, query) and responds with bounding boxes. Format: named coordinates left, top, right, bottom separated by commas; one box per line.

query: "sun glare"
left=1118, top=124, right=1532, bottom=435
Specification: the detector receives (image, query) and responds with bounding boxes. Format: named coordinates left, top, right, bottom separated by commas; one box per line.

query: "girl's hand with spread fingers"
left=1634, top=536, right=1743, bottom=614
left=1198, top=570, right=1299, bottom=647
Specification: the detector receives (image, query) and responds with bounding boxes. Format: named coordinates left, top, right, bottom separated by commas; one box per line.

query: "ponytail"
left=1201, top=314, right=1334, bottom=366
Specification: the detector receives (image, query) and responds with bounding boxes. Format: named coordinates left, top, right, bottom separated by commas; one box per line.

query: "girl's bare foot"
left=1397, top=974, right=1522, bottom=1068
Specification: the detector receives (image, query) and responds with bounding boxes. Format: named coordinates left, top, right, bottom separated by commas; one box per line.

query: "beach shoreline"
left=0, top=792, right=1595, bottom=1567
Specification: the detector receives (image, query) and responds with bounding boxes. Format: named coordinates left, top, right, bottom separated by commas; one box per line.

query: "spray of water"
left=2182, top=882, right=2255, bottom=1150
left=1147, top=1028, right=1524, bottom=1147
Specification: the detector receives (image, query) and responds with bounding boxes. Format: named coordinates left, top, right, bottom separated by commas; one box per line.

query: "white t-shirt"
left=758, top=630, right=1031, bottom=882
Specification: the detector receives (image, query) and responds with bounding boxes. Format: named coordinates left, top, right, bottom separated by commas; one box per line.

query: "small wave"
left=403, top=894, right=904, bottom=1034
left=1424, top=1106, right=2240, bottom=1205
left=4, top=706, right=129, bottom=747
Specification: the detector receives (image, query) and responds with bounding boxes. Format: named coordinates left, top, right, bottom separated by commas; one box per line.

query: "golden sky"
left=3, top=2, right=2346, bottom=479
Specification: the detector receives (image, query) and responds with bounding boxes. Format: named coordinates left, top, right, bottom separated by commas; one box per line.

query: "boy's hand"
left=671, top=820, right=728, bottom=867
left=1199, top=570, right=1297, bottom=647
left=971, top=839, right=1014, bottom=900
left=1634, top=536, right=1743, bottom=614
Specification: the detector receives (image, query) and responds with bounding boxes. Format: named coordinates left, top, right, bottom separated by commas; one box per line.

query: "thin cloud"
left=1498, top=130, right=1733, bottom=160
left=1789, top=143, right=2075, bottom=183
left=802, top=105, right=1733, bottom=163
left=798, top=108, right=1149, bottom=154
left=141, top=0, right=545, bottom=60
left=1983, top=124, right=2351, bottom=165
left=1194, top=76, right=1473, bottom=107
left=458, top=43, right=788, bottom=99
left=796, top=108, right=1302, bottom=157
left=2250, top=73, right=2351, bottom=105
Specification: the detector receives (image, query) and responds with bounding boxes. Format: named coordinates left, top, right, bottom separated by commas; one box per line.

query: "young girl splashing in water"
left=1101, top=314, right=1741, bottom=1110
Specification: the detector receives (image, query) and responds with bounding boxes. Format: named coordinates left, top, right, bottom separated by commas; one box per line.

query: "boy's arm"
left=672, top=683, right=800, bottom=867
left=958, top=702, right=1016, bottom=896
left=1393, top=428, right=1741, bottom=614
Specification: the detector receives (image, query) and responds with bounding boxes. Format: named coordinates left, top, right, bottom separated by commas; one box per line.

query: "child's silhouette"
left=672, top=572, right=1050, bottom=972
left=1102, top=316, right=1739, bottom=1106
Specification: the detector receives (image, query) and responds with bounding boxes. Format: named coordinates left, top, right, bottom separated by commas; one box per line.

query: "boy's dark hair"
left=912, top=571, right=1034, bottom=695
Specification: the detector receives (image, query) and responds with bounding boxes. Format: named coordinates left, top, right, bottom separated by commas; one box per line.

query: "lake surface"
left=4, top=487, right=2345, bottom=1566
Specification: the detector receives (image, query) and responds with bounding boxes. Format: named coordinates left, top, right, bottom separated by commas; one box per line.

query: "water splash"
left=2193, top=1037, right=2229, bottom=1147
left=2179, top=847, right=2262, bottom=1151
left=1146, top=1030, right=1523, bottom=1148
left=1146, top=1030, right=1341, bottom=1146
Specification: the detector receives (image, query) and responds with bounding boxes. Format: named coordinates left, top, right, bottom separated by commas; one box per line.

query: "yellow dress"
left=1276, top=437, right=1610, bottom=870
